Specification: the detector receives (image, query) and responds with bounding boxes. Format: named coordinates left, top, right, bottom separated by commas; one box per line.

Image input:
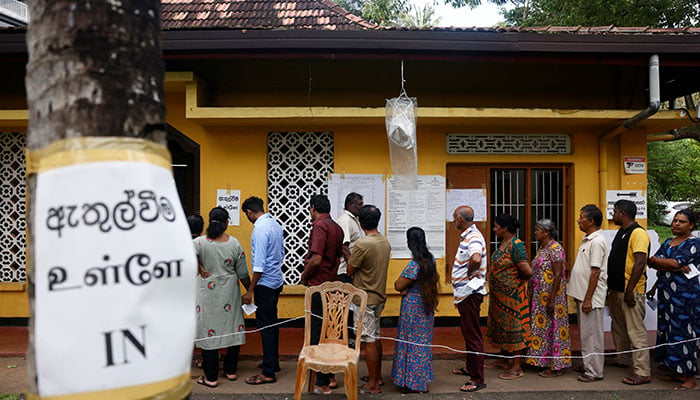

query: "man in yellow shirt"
left=606, top=199, right=651, bottom=385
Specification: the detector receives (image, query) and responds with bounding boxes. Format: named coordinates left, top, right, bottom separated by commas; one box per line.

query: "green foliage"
left=446, top=0, right=700, bottom=27
left=647, top=139, right=700, bottom=221
left=0, top=395, right=20, bottom=400
left=649, top=222, right=672, bottom=242
left=335, top=0, right=411, bottom=26
left=399, top=1, right=442, bottom=27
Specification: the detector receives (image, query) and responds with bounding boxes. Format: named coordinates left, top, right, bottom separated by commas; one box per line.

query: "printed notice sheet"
left=216, top=189, right=241, bottom=226
left=445, top=189, right=487, bottom=221
left=328, top=174, right=386, bottom=232
left=387, top=175, right=445, bottom=258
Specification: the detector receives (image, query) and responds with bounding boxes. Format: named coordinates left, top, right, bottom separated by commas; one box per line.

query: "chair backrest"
left=303, top=281, right=367, bottom=354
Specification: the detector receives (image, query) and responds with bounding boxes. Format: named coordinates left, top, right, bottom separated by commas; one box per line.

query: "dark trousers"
left=202, top=345, right=240, bottom=382
left=311, top=292, right=331, bottom=387
left=458, top=294, right=485, bottom=385
left=255, top=284, right=283, bottom=378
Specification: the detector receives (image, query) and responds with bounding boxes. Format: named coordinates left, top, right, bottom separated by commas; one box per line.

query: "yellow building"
left=1, top=0, right=700, bottom=321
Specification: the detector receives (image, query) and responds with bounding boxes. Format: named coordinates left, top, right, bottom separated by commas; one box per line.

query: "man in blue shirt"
left=241, top=196, right=285, bottom=384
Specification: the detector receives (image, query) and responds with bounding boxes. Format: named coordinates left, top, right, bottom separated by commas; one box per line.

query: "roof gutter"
left=598, top=54, right=659, bottom=226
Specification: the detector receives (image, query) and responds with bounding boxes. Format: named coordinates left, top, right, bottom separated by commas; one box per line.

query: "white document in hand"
left=684, top=263, right=700, bottom=280
left=467, top=277, right=485, bottom=291
left=242, top=303, right=258, bottom=316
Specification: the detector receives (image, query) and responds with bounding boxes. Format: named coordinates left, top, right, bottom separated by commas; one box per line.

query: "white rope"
left=193, top=315, right=305, bottom=343
left=194, top=310, right=700, bottom=361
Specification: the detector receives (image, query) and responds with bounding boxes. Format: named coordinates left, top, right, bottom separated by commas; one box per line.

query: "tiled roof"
left=161, top=0, right=377, bottom=30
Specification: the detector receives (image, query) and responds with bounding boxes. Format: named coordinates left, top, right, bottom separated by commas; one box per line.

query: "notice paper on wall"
left=328, top=174, right=386, bottom=232
left=217, top=189, right=241, bottom=226
left=387, top=175, right=445, bottom=258
left=605, top=190, right=647, bottom=219
left=445, top=189, right=487, bottom=222
left=34, top=160, right=197, bottom=398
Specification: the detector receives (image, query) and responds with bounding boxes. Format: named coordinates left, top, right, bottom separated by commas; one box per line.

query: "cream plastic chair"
left=294, top=281, right=367, bottom=400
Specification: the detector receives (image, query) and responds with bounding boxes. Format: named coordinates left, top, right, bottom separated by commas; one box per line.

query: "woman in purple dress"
left=391, top=227, right=440, bottom=393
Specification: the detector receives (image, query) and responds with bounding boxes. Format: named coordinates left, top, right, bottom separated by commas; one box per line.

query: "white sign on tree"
left=34, top=160, right=197, bottom=397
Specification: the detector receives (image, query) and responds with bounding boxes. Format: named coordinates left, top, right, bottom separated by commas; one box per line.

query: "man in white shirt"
left=336, top=192, right=364, bottom=283
left=567, top=204, right=608, bottom=382
left=452, top=206, right=487, bottom=393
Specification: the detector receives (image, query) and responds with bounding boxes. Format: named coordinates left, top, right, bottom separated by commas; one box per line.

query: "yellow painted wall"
left=163, top=94, right=649, bottom=319
left=0, top=86, right=652, bottom=320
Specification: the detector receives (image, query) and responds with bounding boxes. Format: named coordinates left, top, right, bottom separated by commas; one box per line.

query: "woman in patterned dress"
left=194, top=207, right=251, bottom=388
left=525, top=219, right=571, bottom=376
left=391, top=227, right=439, bottom=393
left=486, top=214, right=533, bottom=380
left=648, top=208, right=700, bottom=391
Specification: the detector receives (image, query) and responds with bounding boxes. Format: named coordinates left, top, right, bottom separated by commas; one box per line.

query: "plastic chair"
left=294, top=281, right=367, bottom=400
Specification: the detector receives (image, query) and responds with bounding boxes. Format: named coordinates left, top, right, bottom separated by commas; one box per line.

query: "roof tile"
left=161, top=0, right=378, bottom=30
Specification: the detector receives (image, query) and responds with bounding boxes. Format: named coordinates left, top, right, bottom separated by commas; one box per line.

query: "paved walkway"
left=1, top=356, right=698, bottom=398
left=1, top=325, right=697, bottom=398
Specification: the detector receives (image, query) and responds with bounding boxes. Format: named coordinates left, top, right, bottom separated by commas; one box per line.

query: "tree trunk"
left=25, top=0, right=172, bottom=397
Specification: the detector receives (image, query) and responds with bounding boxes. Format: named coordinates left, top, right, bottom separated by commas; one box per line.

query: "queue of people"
left=187, top=193, right=700, bottom=393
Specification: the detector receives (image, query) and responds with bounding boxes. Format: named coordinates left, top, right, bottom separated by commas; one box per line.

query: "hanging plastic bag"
left=385, top=94, right=418, bottom=190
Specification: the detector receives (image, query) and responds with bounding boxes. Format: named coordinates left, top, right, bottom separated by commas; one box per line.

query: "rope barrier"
left=194, top=310, right=700, bottom=361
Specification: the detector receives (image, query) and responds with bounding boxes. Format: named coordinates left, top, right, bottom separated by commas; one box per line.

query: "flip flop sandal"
left=359, top=384, right=381, bottom=395
left=196, top=376, right=218, bottom=388
left=452, top=367, right=470, bottom=376
left=538, top=369, right=563, bottom=378
left=460, top=381, right=487, bottom=392
left=245, top=374, right=276, bottom=385
left=225, top=373, right=237, bottom=381
left=674, top=384, right=699, bottom=391
left=313, top=386, right=332, bottom=395
left=577, top=374, right=603, bottom=383
left=622, top=374, right=651, bottom=385
left=498, top=370, right=524, bottom=380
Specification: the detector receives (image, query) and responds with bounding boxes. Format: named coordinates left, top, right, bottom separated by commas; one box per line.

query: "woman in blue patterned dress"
left=391, top=227, right=439, bottom=393
left=648, top=208, right=699, bottom=391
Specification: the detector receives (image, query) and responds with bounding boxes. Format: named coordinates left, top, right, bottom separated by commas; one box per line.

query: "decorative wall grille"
left=267, top=132, right=334, bottom=285
left=446, top=134, right=571, bottom=154
left=0, top=132, right=26, bottom=282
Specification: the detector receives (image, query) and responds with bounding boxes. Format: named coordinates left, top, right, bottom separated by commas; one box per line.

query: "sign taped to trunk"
left=32, top=139, right=196, bottom=399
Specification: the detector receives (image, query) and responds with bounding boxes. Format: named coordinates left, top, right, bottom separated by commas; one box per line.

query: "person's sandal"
left=196, top=376, right=218, bottom=388
left=622, top=374, right=651, bottom=385
left=460, top=381, right=487, bottom=392
left=577, top=374, right=603, bottom=382
left=245, top=374, right=276, bottom=385
left=538, top=369, right=563, bottom=378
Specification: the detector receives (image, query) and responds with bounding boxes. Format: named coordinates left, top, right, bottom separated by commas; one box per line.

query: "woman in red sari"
left=486, top=214, right=533, bottom=380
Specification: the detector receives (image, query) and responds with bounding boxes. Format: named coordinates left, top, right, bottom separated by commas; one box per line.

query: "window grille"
left=267, top=132, right=334, bottom=285
left=0, top=132, right=26, bottom=282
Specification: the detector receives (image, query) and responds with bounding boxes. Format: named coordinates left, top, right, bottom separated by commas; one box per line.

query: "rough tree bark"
left=25, top=0, right=167, bottom=396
